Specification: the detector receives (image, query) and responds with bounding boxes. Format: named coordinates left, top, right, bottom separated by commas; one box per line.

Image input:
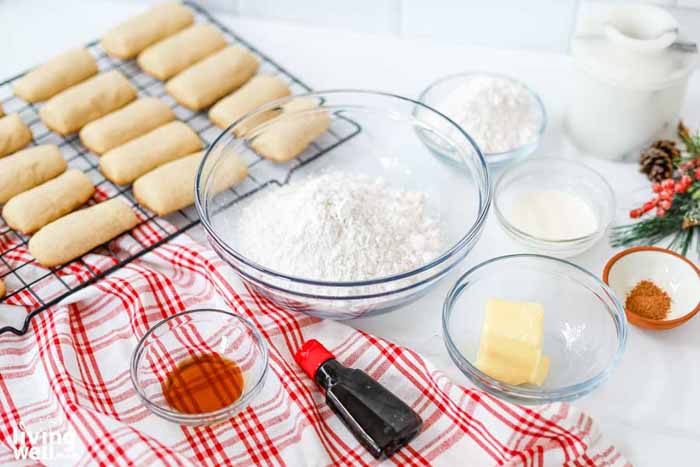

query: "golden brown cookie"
left=14, top=48, right=98, bottom=103
left=101, top=2, right=194, bottom=59
left=0, top=145, right=66, bottom=203
left=138, top=23, right=227, bottom=80
left=39, top=71, right=137, bottom=135
left=209, top=75, right=291, bottom=133
left=2, top=169, right=95, bottom=234
left=0, top=114, right=32, bottom=159
left=251, top=98, right=331, bottom=163
left=28, top=198, right=139, bottom=267
left=79, top=97, right=175, bottom=154
left=133, top=150, right=247, bottom=216
left=166, top=45, right=259, bottom=110
left=99, top=121, right=202, bottom=185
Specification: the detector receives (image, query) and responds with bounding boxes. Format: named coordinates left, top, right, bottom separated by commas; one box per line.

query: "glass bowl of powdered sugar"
left=195, top=90, right=491, bottom=320
left=415, top=72, right=546, bottom=167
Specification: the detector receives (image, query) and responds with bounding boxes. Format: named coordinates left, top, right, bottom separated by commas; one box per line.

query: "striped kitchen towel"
left=0, top=234, right=628, bottom=466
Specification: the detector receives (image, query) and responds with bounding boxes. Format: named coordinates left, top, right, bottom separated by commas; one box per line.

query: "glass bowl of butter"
left=442, top=254, right=627, bottom=404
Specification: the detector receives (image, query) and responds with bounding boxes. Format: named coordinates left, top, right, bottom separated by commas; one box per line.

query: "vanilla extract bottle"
left=295, top=339, right=423, bottom=459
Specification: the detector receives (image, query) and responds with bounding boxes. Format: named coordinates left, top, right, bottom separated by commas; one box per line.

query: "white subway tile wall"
left=237, top=0, right=401, bottom=33
left=399, top=0, right=579, bottom=52
left=187, top=1, right=700, bottom=52
left=589, top=0, right=675, bottom=5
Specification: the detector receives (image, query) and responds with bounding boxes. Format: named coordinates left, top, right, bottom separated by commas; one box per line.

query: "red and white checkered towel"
left=0, top=234, right=628, bottom=466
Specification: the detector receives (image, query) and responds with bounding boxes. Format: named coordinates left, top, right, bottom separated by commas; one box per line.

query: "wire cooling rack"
left=0, top=1, right=362, bottom=335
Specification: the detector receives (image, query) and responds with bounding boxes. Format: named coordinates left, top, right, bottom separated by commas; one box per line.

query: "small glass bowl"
left=494, top=158, right=615, bottom=258
left=443, top=254, right=627, bottom=404
left=130, top=309, right=269, bottom=426
left=415, top=72, right=547, bottom=167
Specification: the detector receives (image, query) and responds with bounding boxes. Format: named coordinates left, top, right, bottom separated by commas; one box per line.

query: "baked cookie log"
left=250, top=98, right=331, bottom=163
left=13, top=48, right=98, bottom=103
left=79, top=98, right=175, bottom=154
left=133, top=150, right=247, bottom=216
left=0, top=145, right=67, bottom=203
left=99, top=121, right=203, bottom=185
left=2, top=169, right=95, bottom=234
left=0, top=114, right=32, bottom=158
left=166, top=45, right=259, bottom=111
left=28, top=198, right=139, bottom=267
left=138, top=24, right=227, bottom=81
left=39, top=71, right=137, bottom=135
left=209, top=75, right=291, bottom=133
left=101, top=2, right=194, bottom=60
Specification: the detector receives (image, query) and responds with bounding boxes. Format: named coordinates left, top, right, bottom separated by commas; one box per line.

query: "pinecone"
left=651, top=139, right=681, bottom=160
left=640, top=140, right=678, bottom=182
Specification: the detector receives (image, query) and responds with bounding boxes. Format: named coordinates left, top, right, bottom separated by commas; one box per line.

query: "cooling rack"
left=0, top=1, right=362, bottom=335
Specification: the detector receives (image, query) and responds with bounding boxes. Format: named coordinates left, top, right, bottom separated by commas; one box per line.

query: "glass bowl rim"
left=442, top=253, right=628, bottom=402
left=494, top=157, right=616, bottom=244
left=130, top=308, right=270, bottom=423
left=194, top=89, right=492, bottom=288
left=415, top=71, right=548, bottom=158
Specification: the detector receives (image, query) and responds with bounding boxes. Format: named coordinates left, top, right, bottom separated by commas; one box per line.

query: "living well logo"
left=11, top=420, right=77, bottom=462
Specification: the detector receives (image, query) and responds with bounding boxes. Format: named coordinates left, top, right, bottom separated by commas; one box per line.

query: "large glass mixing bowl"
left=195, top=90, right=491, bottom=319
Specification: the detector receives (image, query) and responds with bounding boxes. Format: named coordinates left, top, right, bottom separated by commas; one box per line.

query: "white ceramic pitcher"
left=566, top=5, right=697, bottom=160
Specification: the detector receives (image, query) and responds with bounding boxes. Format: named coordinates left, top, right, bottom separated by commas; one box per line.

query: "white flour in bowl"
left=435, top=75, right=541, bottom=154
left=235, top=172, right=443, bottom=282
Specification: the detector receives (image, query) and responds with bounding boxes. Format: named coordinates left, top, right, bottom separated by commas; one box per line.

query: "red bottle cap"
left=294, top=339, right=335, bottom=380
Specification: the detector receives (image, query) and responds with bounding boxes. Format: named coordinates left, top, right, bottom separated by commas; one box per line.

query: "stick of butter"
left=475, top=299, right=549, bottom=386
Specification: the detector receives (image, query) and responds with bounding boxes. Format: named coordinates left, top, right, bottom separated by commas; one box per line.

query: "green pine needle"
left=610, top=190, right=699, bottom=257
left=611, top=122, right=700, bottom=258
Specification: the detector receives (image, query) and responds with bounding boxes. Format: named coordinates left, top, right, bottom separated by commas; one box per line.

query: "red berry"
left=643, top=201, right=655, bottom=211
left=656, top=207, right=667, bottom=217
left=662, top=179, right=675, bottom=190
left=675, top=182, right=686, bottom=193
left=630, top=208, right=642, bottom=219
left=652, top=182, right=662, bottom=193
left=659, top=190, right=674, bottom=201
left=659, top=200, right=672, bottom=210
left=682, top=175, right=692, bottom=185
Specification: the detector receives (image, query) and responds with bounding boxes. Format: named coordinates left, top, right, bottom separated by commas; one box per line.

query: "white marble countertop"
left=2, top=1, right=699, bottom=465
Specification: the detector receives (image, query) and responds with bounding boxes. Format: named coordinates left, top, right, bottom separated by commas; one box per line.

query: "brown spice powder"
left=625, top=280, right=671, bottom=320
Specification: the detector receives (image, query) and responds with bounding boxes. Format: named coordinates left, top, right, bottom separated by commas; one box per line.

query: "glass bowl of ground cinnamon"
left=130, top=308, right=269, bottom=425
left=603, top=246, right=700, bottom=330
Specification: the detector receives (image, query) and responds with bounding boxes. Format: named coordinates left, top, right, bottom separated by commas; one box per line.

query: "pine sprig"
left=611, top=190, right=698, bottom=249
left=610, top=121, right=700, bottom=258
left=678, top=121, right=700, bottom=155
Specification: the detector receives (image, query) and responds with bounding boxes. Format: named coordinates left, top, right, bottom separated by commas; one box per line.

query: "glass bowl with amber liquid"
left=131, top=308, right=269, bottom=425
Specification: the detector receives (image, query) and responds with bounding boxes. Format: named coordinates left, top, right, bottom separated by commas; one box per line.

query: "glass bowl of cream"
left=494, top=158, right=615, bottom=258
